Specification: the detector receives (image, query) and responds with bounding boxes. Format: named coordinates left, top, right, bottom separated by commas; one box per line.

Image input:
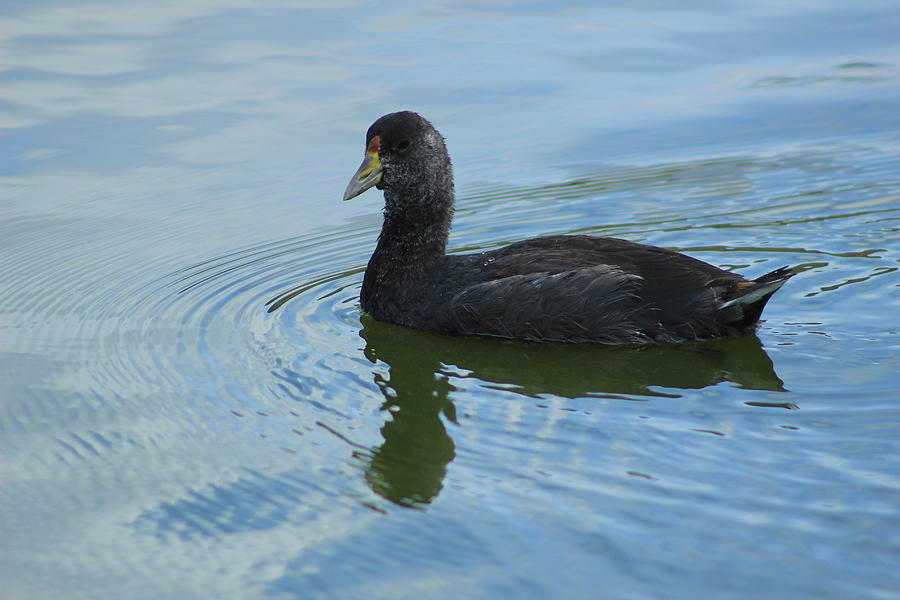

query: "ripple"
left=5, top=141, right=896, bottom=444
left=3, top=141, right=896, bottom=515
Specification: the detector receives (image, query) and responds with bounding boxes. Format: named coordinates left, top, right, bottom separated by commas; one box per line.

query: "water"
left=2, top=2, right=899, bottom=599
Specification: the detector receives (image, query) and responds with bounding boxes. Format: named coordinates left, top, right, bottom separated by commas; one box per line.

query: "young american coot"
left=343, top=111, right=794, bottom=345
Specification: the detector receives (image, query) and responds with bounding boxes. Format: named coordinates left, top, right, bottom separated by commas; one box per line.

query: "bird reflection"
left=356, top=315, right=790, bottom=507
left=358, top=351, right=456, bottom=509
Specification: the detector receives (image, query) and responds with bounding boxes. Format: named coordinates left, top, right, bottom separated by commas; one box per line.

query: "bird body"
left=344, top=111, right=793, bottom=345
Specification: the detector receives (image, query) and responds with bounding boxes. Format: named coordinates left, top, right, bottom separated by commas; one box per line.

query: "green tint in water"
left=354, top=315, right=797, bottom=508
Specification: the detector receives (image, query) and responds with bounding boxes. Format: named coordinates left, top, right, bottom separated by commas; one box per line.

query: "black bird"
left=344, top=111, right=794, bottom=345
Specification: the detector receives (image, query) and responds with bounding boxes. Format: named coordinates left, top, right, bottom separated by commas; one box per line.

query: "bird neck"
left=362, top=187, right=454, bottom=307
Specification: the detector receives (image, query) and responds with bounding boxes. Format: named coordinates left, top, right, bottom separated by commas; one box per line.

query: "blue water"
left=2, top=2, right=899, bottom=599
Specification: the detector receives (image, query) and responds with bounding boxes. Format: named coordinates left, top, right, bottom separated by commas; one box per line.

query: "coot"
left=344, top=111, right=794, bottom=345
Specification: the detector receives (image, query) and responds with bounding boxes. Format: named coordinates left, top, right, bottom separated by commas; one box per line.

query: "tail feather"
left=719, top=266, right=795, bottom=325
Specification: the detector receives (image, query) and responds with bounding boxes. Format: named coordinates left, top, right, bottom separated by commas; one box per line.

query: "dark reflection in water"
left=356, top=315, right=793, bottom=507
left=355, top=319, right=458, bottom=508
left=360, top=316, right=789, bottom=399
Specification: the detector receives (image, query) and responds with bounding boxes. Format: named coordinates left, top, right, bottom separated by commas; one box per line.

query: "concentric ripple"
left=3, top=139, right=898, bottom=600
left=3, top=141, right=897, bottom=441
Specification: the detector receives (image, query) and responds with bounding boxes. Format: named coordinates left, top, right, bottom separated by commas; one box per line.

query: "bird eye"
left=395, top=139, right=410, bottom=152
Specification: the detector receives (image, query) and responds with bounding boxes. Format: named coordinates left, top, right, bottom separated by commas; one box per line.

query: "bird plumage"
left=344, top=111, right=794, bottom=345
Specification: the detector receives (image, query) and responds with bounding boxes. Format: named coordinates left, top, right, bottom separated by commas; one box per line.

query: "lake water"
left=2, top=1, right=899, bottom=599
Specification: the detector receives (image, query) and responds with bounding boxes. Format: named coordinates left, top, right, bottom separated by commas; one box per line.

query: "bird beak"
left=343, top=136, right=382, bottom=201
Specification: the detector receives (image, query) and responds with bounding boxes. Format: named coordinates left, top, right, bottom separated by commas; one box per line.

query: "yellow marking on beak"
left=343, top=136, right=383, bottom=201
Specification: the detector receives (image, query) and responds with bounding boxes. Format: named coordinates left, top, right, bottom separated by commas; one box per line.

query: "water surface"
left=2, top=1, right=899, bottom=599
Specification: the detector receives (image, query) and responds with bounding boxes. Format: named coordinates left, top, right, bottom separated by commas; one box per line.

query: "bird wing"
left=432, top=265, right=652, bottom=344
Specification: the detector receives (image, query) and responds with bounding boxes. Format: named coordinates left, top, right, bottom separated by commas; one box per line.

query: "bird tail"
left=719, top=266, right=795, bottom=325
